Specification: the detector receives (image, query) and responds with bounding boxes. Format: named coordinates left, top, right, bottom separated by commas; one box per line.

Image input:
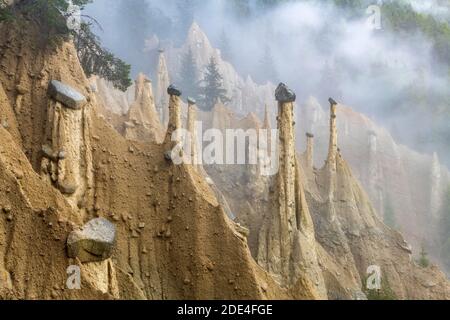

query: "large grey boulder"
left=275, top=83, right=296, bottom=103
left=48, top=80, right=87, bottom=110
left=67, top=218, right=116, bottom=263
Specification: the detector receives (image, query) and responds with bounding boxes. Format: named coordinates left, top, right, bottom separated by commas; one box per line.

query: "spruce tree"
left=179, top=48, right=199, bottom=100
left=198, top=57, right=230, bottom=111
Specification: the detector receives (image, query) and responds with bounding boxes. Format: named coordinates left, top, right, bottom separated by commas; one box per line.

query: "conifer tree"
left=198, top=57, right=230, bottom=111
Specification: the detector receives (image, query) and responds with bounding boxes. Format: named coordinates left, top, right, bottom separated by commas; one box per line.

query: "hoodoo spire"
left=257, top=83, right=327, bottom=298
left=187, top=97, right=201, bottom=168
left=165, top=84, right=182, bottom=145
left=156, top=49, right=171, bottom=126
left=306, top=132, right=314, bottom=169
left=327, top=98, right=338, bottom=172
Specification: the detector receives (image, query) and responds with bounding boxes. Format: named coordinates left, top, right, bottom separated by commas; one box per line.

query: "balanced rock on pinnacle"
left=328, top=97, right=338, bottom=106
left=167, top=84, right=182, bottom=97
left=275, top=83, right=296, bottom=103
left=48, top=80, right=87, bottom=110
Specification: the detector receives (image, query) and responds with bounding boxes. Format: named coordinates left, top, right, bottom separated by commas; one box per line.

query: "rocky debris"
left=1, top=119, right=9, bottom=129
left=67, top=218, right=116, bottom=263
left=399, top=241, right=413, bottom=254
left=16, top=84, right=28, bottom=95
left=48, top=80, right=87, bottom=110
left=41, top=144, right=65, bottom=161
left=167, top=84, right=182, bottom=97
left=164, top=151, right=173, bottom=162
left=58, top=181, right=78, bottom=195
left=275, top=83, right=296, bottom=103
left=234, top=223, right=250, bottom=238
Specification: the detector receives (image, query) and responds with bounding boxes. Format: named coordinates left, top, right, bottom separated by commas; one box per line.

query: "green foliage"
left=0, top=0, right=13, bottom=22
left=18, top=0, right=92, bottom=35
left=363, top=274, right=397, bottom=300
left=198, top=57, right=230, bottom=111
left=179, top=49, right=199, bottom=100
left=74, top=23, right=131, bottom=91
left=2, top=1, right=131, bottom=91
left=417, top=246, right=430, bottom=268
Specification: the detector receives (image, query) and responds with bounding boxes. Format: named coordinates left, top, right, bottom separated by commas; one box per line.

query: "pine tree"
left=198, top=57, right=230, bottom=111
left=179, top=48, right=199, bottom=100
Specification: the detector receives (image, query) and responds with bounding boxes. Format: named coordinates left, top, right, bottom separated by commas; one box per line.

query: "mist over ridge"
left=85, top=0, right=450, bottom=166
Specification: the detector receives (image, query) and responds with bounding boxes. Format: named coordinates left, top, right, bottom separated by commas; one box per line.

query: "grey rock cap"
left=67, top=218, right=116, bottom=263
left=187, top=97, right=196, bottom=105
left=167, top=84, right=182, bottom=97
left=275, top=83, right=296, bottom=103
left=48, top=80, right=87, bottom=110
left=329, top=97, right=338, bottom=106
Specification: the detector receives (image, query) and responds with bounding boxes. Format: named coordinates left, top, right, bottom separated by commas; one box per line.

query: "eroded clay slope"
left=0, top=20, right=309, bottom=300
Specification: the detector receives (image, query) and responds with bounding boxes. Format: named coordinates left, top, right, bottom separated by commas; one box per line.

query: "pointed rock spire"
left=165, top=84, right=182, bottom=144
left=327, top=97, right=338, bottom=172
left=306, top=132, right=314, bottom=169
left=257, top=83, right=327, bottom=298
left=156, top=50, right=171, bottom=125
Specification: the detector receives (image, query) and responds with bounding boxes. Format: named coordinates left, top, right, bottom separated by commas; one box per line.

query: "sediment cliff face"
left=2, top=6, right=448, bottom=300
left=256, top=84, right=327, bottom=299
left=297, top=97, right=450, bottom=272
left=179, top=97, right=450, bottom=299
left=124, top=73, right=164, bottom=143
left=1, top=19, right=312, bottom=300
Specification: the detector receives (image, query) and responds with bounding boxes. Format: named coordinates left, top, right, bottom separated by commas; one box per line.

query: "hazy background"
left=84, top=0, right=450, bottom=166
